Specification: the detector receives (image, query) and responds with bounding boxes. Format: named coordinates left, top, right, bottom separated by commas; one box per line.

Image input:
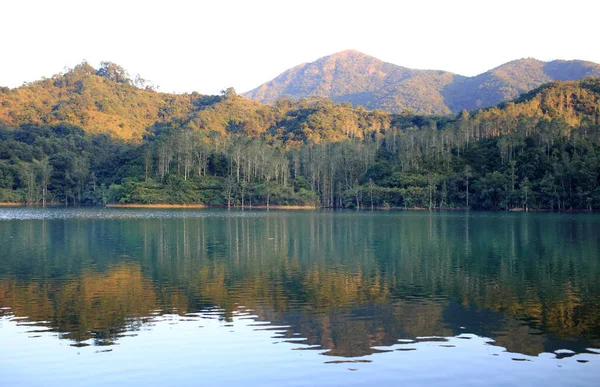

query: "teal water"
left=0, top=208, right=599, bottom=386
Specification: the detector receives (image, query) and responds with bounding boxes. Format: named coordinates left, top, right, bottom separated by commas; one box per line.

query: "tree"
left=143, top=148, right=152, bottom=180
left=134, top=74, right=157, bottom=91
left=35, top=158, right=53, bottom=207
left=73, top=156, right=90, bottom=203
left=427, top=173, right=439, bottom=209
left=369, top=178, right=375, bottom=210
left=96, top=61, right=130, bottom=84
left=539, top=173, right=559, bottom=210
left=220, top=87, right=237, bottom=100
left=474, top=171, right=507, bottom=210
left=521, top=177, right=530, bottom=212
left=21, top=163, right=36, bottom=204
left=223, top=176, right=236, bottom=208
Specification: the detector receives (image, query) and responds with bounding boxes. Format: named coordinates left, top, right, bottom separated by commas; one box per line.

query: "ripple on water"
left=1, top=210, right=600, bottom=386
left=1, top=311, right=599, bottom=386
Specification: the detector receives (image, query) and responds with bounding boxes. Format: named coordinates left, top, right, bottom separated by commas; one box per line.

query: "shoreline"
left=106, top=203, right=208, bottom=208
left=235, top=205, right=318, bottom=210
left=107, top=204, right=318, bottom=210
left=0, top=202, right=595, bottom=213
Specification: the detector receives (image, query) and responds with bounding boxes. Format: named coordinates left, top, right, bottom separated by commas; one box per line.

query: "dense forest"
left=1, top=63, right=599, bottom=210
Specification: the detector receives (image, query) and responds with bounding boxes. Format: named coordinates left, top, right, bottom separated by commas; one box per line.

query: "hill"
left=3, top=58, right=599, bottom=142
left=243, top=50, right=458, bottom=115
left=0, top=62, right=394, bottom=144
left=0, top=61, right=196, bottom=140
left=243, top=51, right=600, bottom=115
left=442, top=58, right=600, bottom=112
left=1, top=73, right=599, bottom=211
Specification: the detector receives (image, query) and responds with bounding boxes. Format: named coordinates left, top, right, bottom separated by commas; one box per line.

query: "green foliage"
left=0, top=61, right=195, bottom=139
left=293, top=176, right=310, bottom=191
left=0, top=188, right=23, bottom=202
left=1, top=70, right=600, bottom=210
left=96, top=62, right=130, bottom=84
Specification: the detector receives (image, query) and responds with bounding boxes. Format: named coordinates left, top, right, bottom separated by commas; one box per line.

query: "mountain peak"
left=328, top=49, right=369, bottom=58
left=315, top=49, right=383, bottom=66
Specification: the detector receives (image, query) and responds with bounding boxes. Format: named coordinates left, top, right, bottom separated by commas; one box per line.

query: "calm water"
left=0, top=208, right=599, bottom=386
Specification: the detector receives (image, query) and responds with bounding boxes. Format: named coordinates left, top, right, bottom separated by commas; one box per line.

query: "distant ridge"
left=243, top=51, right=600, bottom=114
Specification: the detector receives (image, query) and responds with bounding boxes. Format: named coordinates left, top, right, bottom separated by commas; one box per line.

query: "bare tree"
left=35, top=158, right=53, bottom=207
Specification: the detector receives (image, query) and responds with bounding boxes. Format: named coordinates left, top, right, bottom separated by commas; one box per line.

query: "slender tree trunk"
left=466, top=179, right=469, bottom=208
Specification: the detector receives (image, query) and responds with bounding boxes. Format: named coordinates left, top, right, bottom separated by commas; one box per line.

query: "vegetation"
left=1, top=63, right=599, bottom=210
left=0, top=61, right=194, bottom=139
left=243, top=50, right=600, bottom=114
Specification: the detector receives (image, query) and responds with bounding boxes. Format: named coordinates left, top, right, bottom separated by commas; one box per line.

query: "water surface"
left=0, top=208, right=599, bottom=385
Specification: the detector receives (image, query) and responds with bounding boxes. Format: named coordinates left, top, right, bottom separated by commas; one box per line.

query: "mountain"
left=0, top=62, right=196, bottom=140
left=243, top=50, right=458, bottom=115
left=2, top=58, right=600, bottom=143
left=243, top=51, right=600, bottom=115
left=442, top=58, right=600, bottom=112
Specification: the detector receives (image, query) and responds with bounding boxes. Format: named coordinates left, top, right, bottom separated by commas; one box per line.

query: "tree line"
left=1, top=78, right=599, bottom=210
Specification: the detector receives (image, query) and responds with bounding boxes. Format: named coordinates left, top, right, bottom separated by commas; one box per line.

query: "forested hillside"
left=1, top=64, right=599, bottom=210
left=244, top=50, right=600, bottom=114
left=243, top=50, right=457, bottom=115
left=0, top=61, right=195, bottom=140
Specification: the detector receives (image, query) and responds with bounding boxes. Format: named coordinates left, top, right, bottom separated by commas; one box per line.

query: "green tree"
left=21, top=162, right=37, bottom=204
left=34, top=157, right=53, bottom=207
left=521, top=177, right=530, bottom=211
left=96, top=61, right=130, bottom=83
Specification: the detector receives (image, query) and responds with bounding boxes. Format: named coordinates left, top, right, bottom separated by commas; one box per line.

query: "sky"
left=2, top=0, right=599, bottom=95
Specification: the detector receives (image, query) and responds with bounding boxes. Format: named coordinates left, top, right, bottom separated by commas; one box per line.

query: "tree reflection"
left=0, top=211, right=599, bottom=356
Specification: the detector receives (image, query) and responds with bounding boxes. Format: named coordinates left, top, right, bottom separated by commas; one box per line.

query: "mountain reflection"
left=1, top=210, right=599, bottom=357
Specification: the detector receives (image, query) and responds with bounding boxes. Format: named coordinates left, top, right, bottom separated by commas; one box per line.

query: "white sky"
left=2, top=0, right=598, bottom=95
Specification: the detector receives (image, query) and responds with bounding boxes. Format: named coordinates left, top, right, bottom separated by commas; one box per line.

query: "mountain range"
left=2, top=54, right=600, bottom=141
left=243, top=50, right=600, bottom=115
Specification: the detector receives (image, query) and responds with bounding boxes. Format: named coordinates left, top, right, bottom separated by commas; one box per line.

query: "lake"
left=0, top=208, right=599, bottom=386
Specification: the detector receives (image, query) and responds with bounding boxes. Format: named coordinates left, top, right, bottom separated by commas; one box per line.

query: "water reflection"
left=0, top=209, right=599, bottom=361
left=2, top=310, right=597, bottom=387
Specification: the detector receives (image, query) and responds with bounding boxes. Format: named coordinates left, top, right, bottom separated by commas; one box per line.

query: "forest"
left=0, top=62, right=599, bottom=210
